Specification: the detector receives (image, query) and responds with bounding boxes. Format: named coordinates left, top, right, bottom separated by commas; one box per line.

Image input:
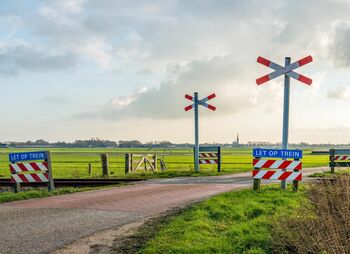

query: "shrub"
left=273, top=175, right=350, bottom=254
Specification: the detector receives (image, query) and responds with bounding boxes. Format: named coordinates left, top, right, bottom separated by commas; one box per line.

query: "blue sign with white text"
left=253, top=148, right=302, bottom=159
left=9, top=151, right=47, bottom=162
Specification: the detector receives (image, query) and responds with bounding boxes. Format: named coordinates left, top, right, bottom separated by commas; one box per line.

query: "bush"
left=273, top=175, right=350, bottom=254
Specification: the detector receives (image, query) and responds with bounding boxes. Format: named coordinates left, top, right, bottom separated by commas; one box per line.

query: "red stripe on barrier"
left=30, top=162, right=41, bottom=171
left=9, top=165, right=16, bottom=173
left=294, top=162, right=302, bottom=171
left=257, top=56, right=271, bottom=67
left=279, top=160, right=291, bottom=169
left=295, top=173, right=302, bottom=181
left=298, top=74, right=312, bottom=85
left=253, top=159, right=259, bottom=167
left=18, top=163, right=29, bottom=172
left=31, top=173, right=41, bottom=182
left=262, top=170, right=275, bottom=179
left=279, top=171, right=292, bottom=180
left=199, top=159, right=218, bottom=164
left=298, top=55, right=313, bottom=67
left=252, top=170, right=259, bottom=177
left=256, top=75, right=270, bottom=85
left=262, top=160, right=275, bottom=168
left=18, top=174, right=28, bottom=182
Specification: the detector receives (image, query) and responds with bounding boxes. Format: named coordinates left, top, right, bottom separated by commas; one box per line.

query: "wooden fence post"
left=125, top=154, right=130, bottom=174
left=100, top=154, right=109, bottom=176
left=217, top=146, right=221, bottom=172
left=329, top=148, right=335, bottom=174
left=88, top=163, right=92, bottom=175
left=153, top=153, right=157, bottom=171
left=253, top=179, right=260, bottom=191
left=13, top=182, right=21, bottom=193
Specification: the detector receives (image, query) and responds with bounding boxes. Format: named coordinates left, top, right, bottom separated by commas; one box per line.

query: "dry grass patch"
left=273, top=175, right=350, bottom=254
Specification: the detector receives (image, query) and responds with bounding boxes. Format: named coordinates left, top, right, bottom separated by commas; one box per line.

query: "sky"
left=1, top=0, right=350, bottom=144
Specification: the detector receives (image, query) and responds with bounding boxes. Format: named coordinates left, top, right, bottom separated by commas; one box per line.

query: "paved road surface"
left=0, top=167, right=326, bottom=254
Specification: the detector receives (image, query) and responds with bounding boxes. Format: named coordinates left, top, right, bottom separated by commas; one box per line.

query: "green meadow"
left=0, top=147, right=329, bottom=178
left=123, top=186, right=307, bottom=254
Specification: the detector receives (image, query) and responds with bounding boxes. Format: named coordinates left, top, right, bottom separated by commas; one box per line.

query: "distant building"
left=232, top=133, right=241, bottom=147
left=246, top=141, right=274, bottom=147
left=0, top=143, right=9, bottom=148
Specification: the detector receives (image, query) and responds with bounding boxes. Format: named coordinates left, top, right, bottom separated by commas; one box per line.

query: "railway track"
left=0, top=178, right=145, bottom=187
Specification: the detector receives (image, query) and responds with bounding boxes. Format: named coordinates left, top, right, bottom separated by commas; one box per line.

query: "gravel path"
left=0, top=167, right=326, bottom=254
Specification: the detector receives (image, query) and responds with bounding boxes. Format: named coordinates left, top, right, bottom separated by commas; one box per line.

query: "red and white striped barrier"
left=200, top=153, right=218, bottom=158
left=11, top=173, right=49, bottom=183
left=10, top=162, right=49, bottom=183
left=252, top=170, right=302, bottom=181
left=199, top=152, right=219, bottom=164
left=10, top=162, right=48, bottom=173
left=334, top=156, right=350, bottom=161
left=253, top=159, right=302, bottom=170
left=199, top=159, right=219, bottom=164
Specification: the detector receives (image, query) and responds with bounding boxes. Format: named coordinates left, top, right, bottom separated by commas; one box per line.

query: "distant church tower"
left=232, top=133, right=240, bottom=147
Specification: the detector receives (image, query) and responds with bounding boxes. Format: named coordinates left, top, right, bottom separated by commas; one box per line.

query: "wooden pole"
left=253, top=179, right=261, bottom=191
left=13, top=182, right=20, bottom=193
left=88, top=163, right=92, bottom=175
left=100, top=154, right=109, bottom=176
left=330, top=148, right=335, bottom=174
left=217, top=146, right=221, bottom=172
left=125, top=154, right=130, bottom=174
left=153, top=153, right=157, bottom=171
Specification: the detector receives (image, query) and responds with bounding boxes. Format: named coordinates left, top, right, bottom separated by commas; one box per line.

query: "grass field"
left=129, top=186, right=306, bottom=254
left=0, top=147, right=329, bottom=178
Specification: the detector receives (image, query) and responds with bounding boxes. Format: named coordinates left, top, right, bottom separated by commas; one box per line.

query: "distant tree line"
left=1, top=139, right=349, bottom=149
left=1, top=139, right=178, bottom=148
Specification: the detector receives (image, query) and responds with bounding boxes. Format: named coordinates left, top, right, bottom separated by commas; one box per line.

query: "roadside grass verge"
left=118, top=186, right=307, bottom=254
left=0, top=185, right=120, bottom=204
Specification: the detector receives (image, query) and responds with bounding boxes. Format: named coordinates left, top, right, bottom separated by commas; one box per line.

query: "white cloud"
left=327, top=87, right=350, bottom=100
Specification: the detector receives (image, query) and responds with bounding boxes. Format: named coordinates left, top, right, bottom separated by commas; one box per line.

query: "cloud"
left=329, top=22, right=350, bottom=67
left=0, top=44, right=77, bottom=76
left=327, top=87, right=350, bottom=100
left=77, top=54, right=278, bottom=120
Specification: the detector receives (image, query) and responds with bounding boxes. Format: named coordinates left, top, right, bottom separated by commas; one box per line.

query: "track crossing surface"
left=0, top=168, right=326, bottom=254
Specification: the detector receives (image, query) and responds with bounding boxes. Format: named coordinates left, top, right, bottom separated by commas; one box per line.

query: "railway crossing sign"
left=9, top=151, right=47, bottom=162
left=256, top=55, right=312, bottom=189
left=185, top=92, right=216, bottom=171
left=8, top=150, right=54, bottom=192
left=253, top=148, right=302, bottom=159
left=252, top=148, right=303, bottom=191
left=256, top=56, right=313, bottom=86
